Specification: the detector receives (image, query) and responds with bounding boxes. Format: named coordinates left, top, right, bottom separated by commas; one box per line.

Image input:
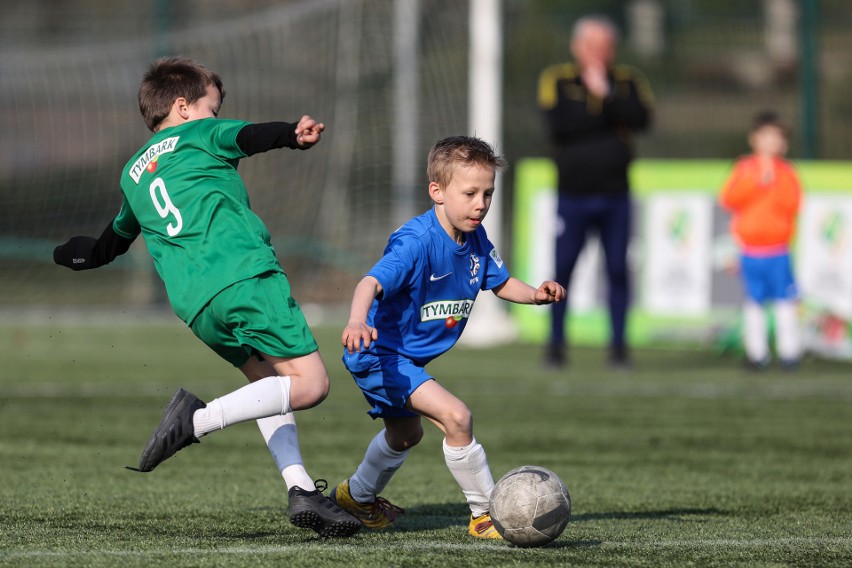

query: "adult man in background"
left=538, top=14, right=653, bottom=369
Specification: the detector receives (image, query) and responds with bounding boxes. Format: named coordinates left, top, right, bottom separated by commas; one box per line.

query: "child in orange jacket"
left=719, top=111, right=802, bottom=369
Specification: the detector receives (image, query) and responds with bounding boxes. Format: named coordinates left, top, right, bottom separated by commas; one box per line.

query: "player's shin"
left=443, top=437, right=494, bottom=517
left=773, top=300, right=801, bottom=363
left=743, top=301, right=769, bottom=364
left=257, top=413, right=315, bottom=490
left=349, top=429, right=408, bottom=502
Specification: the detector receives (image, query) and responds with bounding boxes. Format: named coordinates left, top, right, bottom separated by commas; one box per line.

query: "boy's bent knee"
left=385, top=421, right=424, bottom=451
left=289, top=373, right=330, bottom=410
left=443, top=404, right=473, bottom=437
left=390, top=429, right=423, bottom=451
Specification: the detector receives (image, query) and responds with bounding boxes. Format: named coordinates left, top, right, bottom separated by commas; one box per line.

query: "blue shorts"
left=740, top=253, right=798, bottom=304
left=342, top=350, right=433, bottom=419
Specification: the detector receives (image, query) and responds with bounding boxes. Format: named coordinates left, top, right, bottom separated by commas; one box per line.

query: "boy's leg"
left=743, top=300, right=769, bottom=366
left=192, top=375, right=292, bottom=436
left=137, top=351, right=324, bottom=469
left=256, top=413, right=315, bottom=491
left=258, top=351, right=361, bottom=537
left=331, top=423, right=413, bottom=529
left=137, top=375, right=292, bottom=472
left=773, top=300, right=801, bottom=365
left=408, top=380, right=499, bottom=538
left=242, top=354, right=316, bottom=491
left=443, top=438, right=502, bottom=539
left=770, top=255, right=801, bottom=367
left=348, top=424, right=414, bottom=501
left=442, top=437, right=494, bottom=518
left=137, top=351, right=359, bottom=537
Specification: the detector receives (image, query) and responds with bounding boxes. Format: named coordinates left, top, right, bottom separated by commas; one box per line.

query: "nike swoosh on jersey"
left=430, top=272, right=452, bottom=281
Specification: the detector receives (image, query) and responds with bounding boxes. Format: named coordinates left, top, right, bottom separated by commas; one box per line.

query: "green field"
left=1, top=320, right=850, bottom=567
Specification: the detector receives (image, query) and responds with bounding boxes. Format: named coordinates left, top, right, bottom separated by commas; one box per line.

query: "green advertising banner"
left=511, top=158, right=852, bottom=348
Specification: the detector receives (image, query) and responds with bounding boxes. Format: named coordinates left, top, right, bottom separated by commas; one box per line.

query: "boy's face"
left=749, top=124, right=787, bottom=157
left=185, top=83, right=221, bottom=122
left=430, top=163, right=495, bottom=241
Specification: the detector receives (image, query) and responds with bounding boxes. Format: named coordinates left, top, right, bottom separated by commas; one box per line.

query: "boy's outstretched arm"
left=342, top=276, right=382, bottom=353
left=54, top=218, right=136, bottom=271
left=492, top=277, right=565, bottom=305
left=235, top=115, right=325, bottom=156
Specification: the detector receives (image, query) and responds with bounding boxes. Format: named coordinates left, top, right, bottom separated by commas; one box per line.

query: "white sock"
left=256, top=413, right=314, bottom=491
left=774, top=300, right=801, bottom=361
left=743, top=301, right=769, bottom=362
left=442, top=437, right=494, bottom=518
left=349, top=429, right=408, bottom=503
left=193, top=375, right=291, bottom=437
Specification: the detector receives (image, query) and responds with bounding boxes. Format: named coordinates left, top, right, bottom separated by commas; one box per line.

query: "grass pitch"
left=1, top=319, right=850, bottom=567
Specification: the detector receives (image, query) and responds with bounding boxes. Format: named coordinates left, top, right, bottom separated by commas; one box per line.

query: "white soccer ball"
left=489, top=465, right=571, bottom=547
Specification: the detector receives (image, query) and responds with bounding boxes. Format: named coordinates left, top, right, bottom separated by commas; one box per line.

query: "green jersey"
left=114, top=118, right=282, bottom=324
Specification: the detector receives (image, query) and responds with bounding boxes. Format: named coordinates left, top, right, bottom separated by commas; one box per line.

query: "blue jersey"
left=357, top=208, right=510, bottom=365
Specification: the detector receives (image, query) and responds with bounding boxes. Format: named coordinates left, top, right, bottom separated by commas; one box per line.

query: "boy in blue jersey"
left=53, top=57, right=359, bottom=538
left=330, top=136, right=566, bottom=539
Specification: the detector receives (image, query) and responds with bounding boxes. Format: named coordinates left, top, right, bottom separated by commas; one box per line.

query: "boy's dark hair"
left=752, top=110, right=788, bottom=135
left=138, top=56, right=225, bottom=132
left=427, top=136, right=507, bottom=187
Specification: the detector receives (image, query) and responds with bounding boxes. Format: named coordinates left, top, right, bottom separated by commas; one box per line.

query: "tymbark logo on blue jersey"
left=129, top=136, right=180, bottom=184
left=420, top=299, right=474, bottom=322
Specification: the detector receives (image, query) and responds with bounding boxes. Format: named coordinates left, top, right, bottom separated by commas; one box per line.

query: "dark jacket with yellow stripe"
left=538, top=63, right=653, bottom=196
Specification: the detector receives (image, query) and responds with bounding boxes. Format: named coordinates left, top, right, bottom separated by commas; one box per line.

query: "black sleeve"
left=604, top=76, right=652, bottom=132
left=236, top=122, right=302, bottom=156
left=53, top=219, right=135, bottom=271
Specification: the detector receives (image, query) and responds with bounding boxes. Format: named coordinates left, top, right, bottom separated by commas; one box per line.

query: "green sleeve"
left=113, top=197, right=141, bottom=239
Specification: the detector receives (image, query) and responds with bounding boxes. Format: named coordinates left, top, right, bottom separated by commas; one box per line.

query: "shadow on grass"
left=395, top=504, right=724, bottom=533
left=571, top=507, right=725, bottom=523
left=395, top=503, right=472, bottom=531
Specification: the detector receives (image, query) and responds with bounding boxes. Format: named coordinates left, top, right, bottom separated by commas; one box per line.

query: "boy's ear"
left=174, top=97, right=190, bottom=120
left=428, top=181, right=444, bottom=205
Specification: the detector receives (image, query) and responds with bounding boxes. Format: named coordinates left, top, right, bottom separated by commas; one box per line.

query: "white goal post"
left=460, top=0, right=519, bottom=346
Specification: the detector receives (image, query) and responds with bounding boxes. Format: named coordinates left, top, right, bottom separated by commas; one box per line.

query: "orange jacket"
left=719, top=155, right=802, bottom=250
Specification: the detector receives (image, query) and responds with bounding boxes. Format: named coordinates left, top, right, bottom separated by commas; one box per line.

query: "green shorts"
left=190, top=271, right=318, bottom=367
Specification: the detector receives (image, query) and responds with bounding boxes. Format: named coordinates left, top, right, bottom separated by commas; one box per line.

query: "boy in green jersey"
left=54, top=56, right=360, bottom=538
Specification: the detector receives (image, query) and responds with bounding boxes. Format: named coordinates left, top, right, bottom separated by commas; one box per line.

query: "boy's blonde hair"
left=426, top=136, right=507, bottom=188
left=138, top=56, right=225, bottom=132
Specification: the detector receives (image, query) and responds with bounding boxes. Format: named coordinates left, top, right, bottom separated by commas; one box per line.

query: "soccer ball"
left=489, top=465, right=571, bottom=547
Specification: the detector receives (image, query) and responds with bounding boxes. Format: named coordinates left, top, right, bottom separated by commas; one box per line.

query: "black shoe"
left=288, top=480, right=362, bottom=538
left=136, top=388, right=206, bottom=472
left=608, top=345, right=632, bottom=372
left=543, top=344, right=566, bottom=369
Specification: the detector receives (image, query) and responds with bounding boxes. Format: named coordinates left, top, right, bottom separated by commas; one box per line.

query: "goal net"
left=0, top=0, right=472, bottom=313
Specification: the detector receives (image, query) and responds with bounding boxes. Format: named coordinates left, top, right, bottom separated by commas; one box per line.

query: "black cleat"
left=136, top=388, right=206, bottom=472
left=288, top=480, right=362, bottom=538
left=543, top=344, right=566, bottom=369
left=608, top=345, right=633, bottom=372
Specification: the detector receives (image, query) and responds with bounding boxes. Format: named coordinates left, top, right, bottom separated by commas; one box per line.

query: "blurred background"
left=1, top=0, right=850, bottom=353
